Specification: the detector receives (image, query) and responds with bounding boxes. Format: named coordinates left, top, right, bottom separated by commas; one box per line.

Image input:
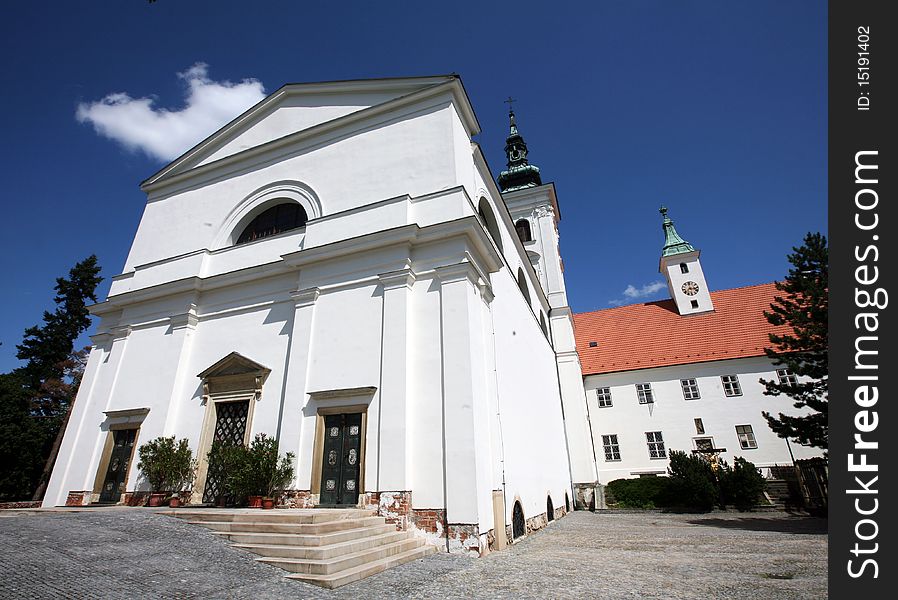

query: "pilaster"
left=376, top=269, right=416, bottom=491
left=281, top=287, right=321, bottom=487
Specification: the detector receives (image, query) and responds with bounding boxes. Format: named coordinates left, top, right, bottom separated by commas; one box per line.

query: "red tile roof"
left=573, top=283, right=789, bottom=376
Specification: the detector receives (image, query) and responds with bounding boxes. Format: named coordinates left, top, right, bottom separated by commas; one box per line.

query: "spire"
left=498, top=99, right=542, bottom=193
left=659, top=206, right=695, bottom=257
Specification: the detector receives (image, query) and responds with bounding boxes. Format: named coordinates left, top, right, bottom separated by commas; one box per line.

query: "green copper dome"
left=498, top=106, right=542, bottom=193
left=659, top=206, right=695, bottom=257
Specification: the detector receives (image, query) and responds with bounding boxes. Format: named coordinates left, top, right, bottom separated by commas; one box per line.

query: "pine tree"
left=0, top=256, right=102, bottom=500
left=760, top=233, right=828, bottom=451
left=16, top=255, right=102, bottom=399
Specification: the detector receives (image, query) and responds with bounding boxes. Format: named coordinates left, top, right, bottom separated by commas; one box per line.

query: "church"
left=42, top=75, right=576, bottom=554
left=43, top=74, right=820, bottom=551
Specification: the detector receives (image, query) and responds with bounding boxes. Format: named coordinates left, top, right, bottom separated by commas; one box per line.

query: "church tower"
left=658, top=206, right=714, bottom=315
left=498, top=104, right=601, bottom=509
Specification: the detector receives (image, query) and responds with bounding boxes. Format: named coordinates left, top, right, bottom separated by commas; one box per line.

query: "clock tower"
left=658, top=206, right=714, bottom=315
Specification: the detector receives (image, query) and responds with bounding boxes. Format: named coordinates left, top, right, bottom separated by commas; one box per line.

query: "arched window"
left=516, top=268, right=531, bottom=307
left=515, top=219, right=532, bottom=243
left=512, top=500, right=526, bottom=539
left=547, top=495, right=555, bottom=522
left=236, top=202, right=307, bottom=245
left=478, top=197, right=503, bottom=253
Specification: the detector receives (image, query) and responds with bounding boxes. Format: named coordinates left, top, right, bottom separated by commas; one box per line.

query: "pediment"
left=142, top=75, right=474, bottom=190
left=197, top=352, right=270, bottom=380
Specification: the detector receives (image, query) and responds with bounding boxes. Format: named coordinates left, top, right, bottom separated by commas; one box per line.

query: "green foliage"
left=0, top=373, right=56, bottom=500
left=0, top=257, right=102, bottom=501
left=228, top=433, right=295, bottom=501
left=761, top=233, right=828, bottom=450
left=718, top=457, right=766, bottom=511
left=137, top=436, right=196, bottom=492
left=664, top=450, right=719, bottom=512
left=606, top=476, right=670, bottom=509
left=16, top=256, right=103, bottom=397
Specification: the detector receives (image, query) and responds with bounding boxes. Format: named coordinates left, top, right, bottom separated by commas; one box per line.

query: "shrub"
left=719, top=457, right=765, bottom=511
left=663, top=450, right=718, bottom=512
left=606, top=477, right=670, bottom=508
left=229, top=433, right=295, bottom=501
left=137, top=436, right=196, bottom=493
left=206, top=440, right=242, bottom=502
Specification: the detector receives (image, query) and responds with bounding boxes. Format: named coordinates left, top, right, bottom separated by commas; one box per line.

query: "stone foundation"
left=0, top=501, right=41, bottom=510
left=65, top=491, right=92, bottom=506
left=363, top=491, right=412, bottom=529
left=279, top=490, right=316, bottom=508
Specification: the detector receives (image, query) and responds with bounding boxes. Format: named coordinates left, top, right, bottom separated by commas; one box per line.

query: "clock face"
left=681, top=281, right=700, bottom=296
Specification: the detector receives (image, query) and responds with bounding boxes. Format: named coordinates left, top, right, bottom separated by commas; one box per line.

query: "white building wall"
left=583, top=356, right=824, bottom=483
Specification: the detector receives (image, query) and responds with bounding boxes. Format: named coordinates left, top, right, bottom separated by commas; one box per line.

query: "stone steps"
left=210, top=523, right=398, bottom=546
left=233, top=530, right=410, bottom=559
left=163, top=508, right=435, bottom=588
left=258, top=537, right=426, bottom=574
left=187, top=516, right=385, bottom=535
left=285, top=545, right=437, bottom=588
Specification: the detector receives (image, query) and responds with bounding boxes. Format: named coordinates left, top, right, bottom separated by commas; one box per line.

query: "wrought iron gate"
left=202, top=400, right=249, bottom=504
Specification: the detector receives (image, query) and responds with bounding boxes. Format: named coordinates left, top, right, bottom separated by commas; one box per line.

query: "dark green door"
left=99, top=428, right=137, bottom=503
left=319, top=413, right=362, bottom=506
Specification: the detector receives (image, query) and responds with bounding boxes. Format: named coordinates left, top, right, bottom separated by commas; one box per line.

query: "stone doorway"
left=98, top=428, right=137, bottom=503
left=318, top=412, right=363, bottom=506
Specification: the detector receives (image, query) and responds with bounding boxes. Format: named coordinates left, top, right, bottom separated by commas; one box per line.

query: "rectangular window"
left=694, top=437, right=714, bottom=452
left=646, top=431, right=666, bottom=458
left=596, top=387, right=613, bottom=408
left=636, top=383, right=654, bottom=404
left=694, top=418, right=705, bottom=435
left=721, top=375, right=742, bottom=396
left=690, top=300, right=699, bottom=309
left=680, top=263, right=689, bottom=273
left=776, top=369, right=798, bottom=386
left=602, top=434, right=621, bottom=461
left=736, top=424, right=758, bottom=449
left=681, top=378, right=701, bottom=400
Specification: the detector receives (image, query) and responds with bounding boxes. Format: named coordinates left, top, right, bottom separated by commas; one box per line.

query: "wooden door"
left=99, top=428, right=137, bottom=503
left=319, top=413, right=363, bottom=506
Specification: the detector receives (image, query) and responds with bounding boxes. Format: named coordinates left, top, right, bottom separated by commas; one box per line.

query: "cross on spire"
left=504, top=96, right=516, bottom=114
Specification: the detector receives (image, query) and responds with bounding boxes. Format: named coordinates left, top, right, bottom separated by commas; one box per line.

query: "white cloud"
left=76, top=63, right=266, bottom=162
left=623, top=281, right=666, bottom=299
left=608, top=280, right=666, bottom=306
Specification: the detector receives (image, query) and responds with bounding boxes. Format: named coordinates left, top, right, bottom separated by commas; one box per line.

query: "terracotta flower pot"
left=261, top=497, right=275, bottom=510
left=147, top=493, right=166, bottom=507
left=169, top=497, right=181, bottom=508
left=248, top=495, right=263, bottom=508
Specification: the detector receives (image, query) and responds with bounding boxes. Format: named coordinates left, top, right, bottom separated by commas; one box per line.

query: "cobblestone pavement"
left=0, top=507, right=826, bottom=599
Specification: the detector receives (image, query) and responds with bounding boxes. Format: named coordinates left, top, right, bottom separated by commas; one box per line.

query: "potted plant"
left=231, top=434, right=294, bottom=508
left=136, top=436, right=196, bottom=508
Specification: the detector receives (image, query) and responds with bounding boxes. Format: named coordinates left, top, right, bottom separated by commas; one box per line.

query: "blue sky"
left=0, top=1, right=826, bottom=373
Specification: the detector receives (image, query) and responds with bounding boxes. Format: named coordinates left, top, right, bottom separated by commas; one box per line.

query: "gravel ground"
left=0, top=507, right=826, bottom=599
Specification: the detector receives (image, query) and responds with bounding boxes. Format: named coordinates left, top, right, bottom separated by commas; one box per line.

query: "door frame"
left=92, top=407, right=149, bottom=504
left=192, top=392, right=256, bottom=505
left=310, top=404, right=368, bottom=506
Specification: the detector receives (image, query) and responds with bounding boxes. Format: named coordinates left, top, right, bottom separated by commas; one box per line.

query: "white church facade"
left=42, top=75, right=576, bottom=554
left=43, top=74, right=821, bottom=550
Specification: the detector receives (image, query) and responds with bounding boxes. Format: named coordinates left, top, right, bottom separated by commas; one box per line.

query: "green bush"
left=719, top=457, right=765, bottom=511
left=663, top=450, right=719, bottom=512
left=606, top=477, right=670, bottom=508
left=206, top=440, right=242, bottom=502
left=229, top=433, right=295, bottom=501
left=137, top=436, right=196, bottom=493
